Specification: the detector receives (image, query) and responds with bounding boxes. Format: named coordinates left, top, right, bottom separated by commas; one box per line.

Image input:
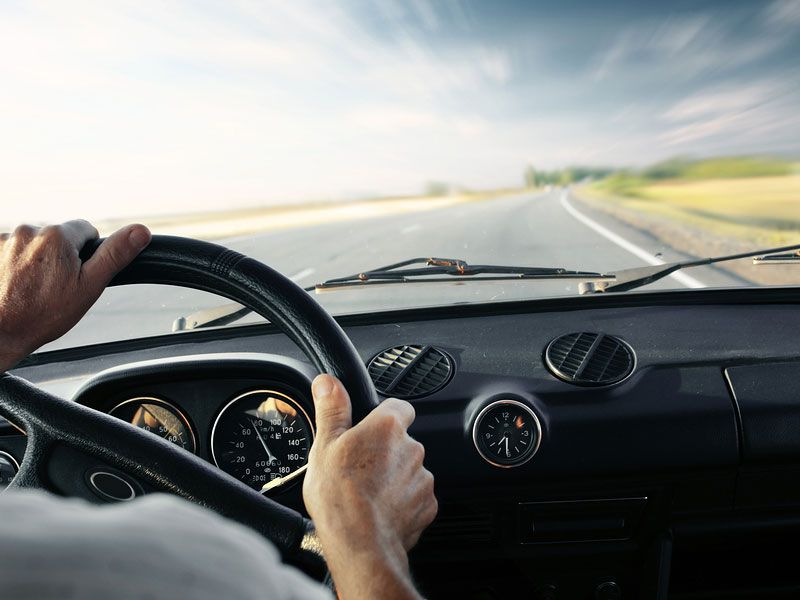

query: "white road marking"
left=401, top=223, right=422, bottom=234
left=559, top=190, right=705, bottom=289
left=288, top=267, right=315, bottom=282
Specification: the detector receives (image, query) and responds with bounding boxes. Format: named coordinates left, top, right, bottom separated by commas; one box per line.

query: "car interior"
left=2, top=235, right=800, bottom=599
left=1, top=1, right=799, bottom=599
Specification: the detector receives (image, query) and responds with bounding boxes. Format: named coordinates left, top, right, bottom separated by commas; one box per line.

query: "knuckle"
left=375, top=413, right=401, bottom=436
left=385, top=397, right=415, bottom=419
left=38, top=225, right=64, bottom=242
left=317, top=405, right=346, bottom=424
left=12, top=224, right=36, bottom=240
left=426, top=495, right=439, bottom=524
left=101, top=245, right=127, bottom=270
left=75, top=218, right=96, bottom=232
left=410, top=439, right=425, bottom=465
left=422, top=468, right=435, bottom=493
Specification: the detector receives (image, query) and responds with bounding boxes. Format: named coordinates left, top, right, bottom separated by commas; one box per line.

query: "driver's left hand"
left=0, top=220, right=151, bottom=372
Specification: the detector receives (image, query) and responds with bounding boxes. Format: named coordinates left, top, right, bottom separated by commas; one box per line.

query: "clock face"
left=474, top=400, right=541, bottom=467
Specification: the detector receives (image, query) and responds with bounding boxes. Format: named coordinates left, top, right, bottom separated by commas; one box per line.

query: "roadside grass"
left=586, top=172, right=800, bottom=245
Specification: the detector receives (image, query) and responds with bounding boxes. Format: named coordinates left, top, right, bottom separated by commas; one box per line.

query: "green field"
left=587, top=158, right=800, bottom=244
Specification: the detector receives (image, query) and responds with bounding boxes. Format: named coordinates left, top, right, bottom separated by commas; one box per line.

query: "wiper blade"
left=172, top=257, right=612, bottom=331
left=316, top=257, right=610, bottom=290
left=582, top=242, right=800, bottom=294
left=752, top=249, right=800, bottom=264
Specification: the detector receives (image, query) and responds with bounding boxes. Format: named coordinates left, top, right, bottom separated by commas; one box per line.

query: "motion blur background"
left=1, top=0, right=798, bottom=350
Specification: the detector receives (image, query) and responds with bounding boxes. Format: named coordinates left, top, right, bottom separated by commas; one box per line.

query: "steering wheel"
left=0, top=235, right=380, bottom=567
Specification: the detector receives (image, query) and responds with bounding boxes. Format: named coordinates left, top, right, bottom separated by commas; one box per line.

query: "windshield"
left=2, top=1, right=798, bottom=352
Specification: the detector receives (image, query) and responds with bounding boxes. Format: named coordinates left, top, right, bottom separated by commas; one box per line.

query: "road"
left=43, top=188, right=743, bottom=352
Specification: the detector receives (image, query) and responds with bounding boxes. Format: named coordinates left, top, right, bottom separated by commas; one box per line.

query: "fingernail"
left=312, top=375, right=334, bottom=399
left=128, top=226, right=150, bottom=250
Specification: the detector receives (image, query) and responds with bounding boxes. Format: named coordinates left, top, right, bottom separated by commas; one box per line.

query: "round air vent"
left=545, top=332, right=634, bottom=386
left=368, top=344, right=454, bottom=399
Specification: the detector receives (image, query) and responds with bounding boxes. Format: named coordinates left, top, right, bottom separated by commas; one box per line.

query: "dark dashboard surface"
left=4, top=288, right=800, bottom=599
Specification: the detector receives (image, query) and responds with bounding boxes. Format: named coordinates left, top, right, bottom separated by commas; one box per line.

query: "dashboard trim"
left=18, top=286, right=800, bottom=371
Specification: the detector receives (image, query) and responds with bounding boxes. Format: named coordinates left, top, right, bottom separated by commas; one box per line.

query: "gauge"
left=211, top=389, right=314, bottom=493
left=0, top=450, right=19, bottom=490
left=109, top=397, right=196, bottom=454
left=473, top=399, right=541, bottom=468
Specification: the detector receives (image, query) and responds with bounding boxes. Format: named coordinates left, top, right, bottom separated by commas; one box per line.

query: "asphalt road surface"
left=43, top=187, right=743, bottom=353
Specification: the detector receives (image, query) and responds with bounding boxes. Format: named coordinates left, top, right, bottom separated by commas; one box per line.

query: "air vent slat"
left=368, top=344, right=454, bottom=399
left=545, top=332, right=634, bottom=387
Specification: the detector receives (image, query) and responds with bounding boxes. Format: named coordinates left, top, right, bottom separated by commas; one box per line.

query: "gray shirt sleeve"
left=0, top=490, right=332, bottom=600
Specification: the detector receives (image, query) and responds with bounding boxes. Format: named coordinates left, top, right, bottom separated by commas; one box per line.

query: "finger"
left=58, top=220, right=99, bottom=253
left=370, top=397, right=416, bottom=431
left=80, top=224, right=151, bottom=288
left=311, top=374, right=352, bottom=443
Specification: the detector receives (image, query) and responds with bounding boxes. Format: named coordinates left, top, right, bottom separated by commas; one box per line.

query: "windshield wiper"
left=580, top=242, right=800, bottom=294
left=315, top=257, right=610, bottom=290
left=172, top=243, right=800, bottom=331
left=172, top=257, right=612, bottom=331
left=752, top=249, right=800, bottom=264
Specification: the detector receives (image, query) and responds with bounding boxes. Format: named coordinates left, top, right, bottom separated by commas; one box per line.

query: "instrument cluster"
left=106, top=387, right=314, bottom=494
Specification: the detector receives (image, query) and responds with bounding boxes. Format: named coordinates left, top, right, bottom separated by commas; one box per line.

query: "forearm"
left=0, top=340, right=25, bottom=372
left=323, top=536, right=422, bottom=600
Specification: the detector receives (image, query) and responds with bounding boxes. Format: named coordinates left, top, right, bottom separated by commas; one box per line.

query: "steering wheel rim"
left=0, top=235, right=380, bottom=564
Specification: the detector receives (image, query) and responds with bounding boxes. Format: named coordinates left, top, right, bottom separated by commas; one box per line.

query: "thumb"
left=311, top=374, right=352, bottom=443
left=81, top=224, right=151, bottom=289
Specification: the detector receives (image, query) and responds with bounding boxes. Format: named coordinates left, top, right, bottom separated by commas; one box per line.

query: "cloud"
left=658, top=79, right=800, bottom=148
left=589, top=9, right=792, bottom=83
left=763, top=0, right=800, bottom=29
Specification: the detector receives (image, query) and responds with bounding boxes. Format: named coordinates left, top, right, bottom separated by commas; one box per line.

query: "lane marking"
left=559, top=190, right=705, bottom=289
left=288, top=267, right=315, bottom=282
left=401, top=223, right=422, bottom=234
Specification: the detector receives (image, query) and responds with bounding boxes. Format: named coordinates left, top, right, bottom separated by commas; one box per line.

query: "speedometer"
left=211, top=389, right=314, bottom=493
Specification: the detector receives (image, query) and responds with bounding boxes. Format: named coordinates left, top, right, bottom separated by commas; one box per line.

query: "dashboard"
left=3, top=287, right=800, bottom=599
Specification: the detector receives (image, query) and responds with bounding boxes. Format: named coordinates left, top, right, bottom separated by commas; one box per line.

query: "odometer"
left=473, top=399, right=542, bottom=468
left=211, top=389, right=314, bottom=493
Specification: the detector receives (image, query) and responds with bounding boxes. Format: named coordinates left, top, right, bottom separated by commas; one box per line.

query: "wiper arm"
left=172, top=302, right=251, bottom=331
left=581, top=242, right=800, bottom=294
left=316, top=257, right=610, bottom=290
left=172, top=243, right=800, bottom=332
left=172, top=257, right=612, bottom=331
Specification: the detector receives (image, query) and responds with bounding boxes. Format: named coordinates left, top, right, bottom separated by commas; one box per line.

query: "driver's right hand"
left=303, top=374, right=437, bottom=599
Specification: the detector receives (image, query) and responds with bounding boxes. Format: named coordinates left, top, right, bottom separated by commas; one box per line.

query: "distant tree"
left=425, top=181, right=450, bottom=196
left=523, top=165, right=537, bottom=188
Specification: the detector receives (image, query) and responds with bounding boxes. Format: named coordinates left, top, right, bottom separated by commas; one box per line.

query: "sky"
left=1, top=0, right=798, bottom=223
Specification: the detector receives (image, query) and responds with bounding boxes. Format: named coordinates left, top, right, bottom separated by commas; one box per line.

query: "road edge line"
left=559, top=190, right=705, bottom=289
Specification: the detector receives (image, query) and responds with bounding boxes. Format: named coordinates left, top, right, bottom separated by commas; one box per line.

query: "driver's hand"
left=303, top=374, right=437, bottom=600
left=0, top=221, right=151, bottom=372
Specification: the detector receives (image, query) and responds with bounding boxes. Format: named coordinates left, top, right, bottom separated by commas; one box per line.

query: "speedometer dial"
left=211, top=389, right=314, bottom=493
left=109, top=397, right=196, bottom=454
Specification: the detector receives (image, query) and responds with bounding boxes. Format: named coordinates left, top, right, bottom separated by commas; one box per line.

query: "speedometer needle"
left=251, top=419, right=277, bottom=463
